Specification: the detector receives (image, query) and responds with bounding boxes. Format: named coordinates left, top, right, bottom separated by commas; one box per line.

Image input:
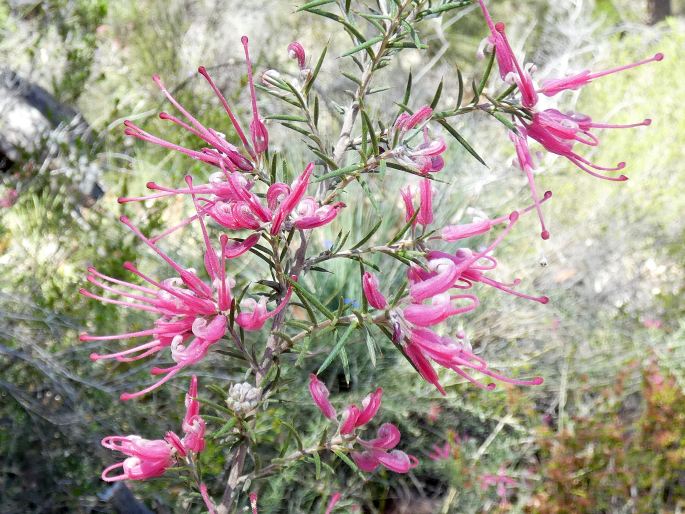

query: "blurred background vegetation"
left=1, top=0, right=684, bottom=512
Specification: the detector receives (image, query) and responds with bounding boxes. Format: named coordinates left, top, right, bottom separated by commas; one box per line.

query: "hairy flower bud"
left=226, top=382, right=262, bottom=414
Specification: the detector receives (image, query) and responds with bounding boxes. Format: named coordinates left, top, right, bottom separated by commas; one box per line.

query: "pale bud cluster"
left=226, top=382, right=261, bottom=414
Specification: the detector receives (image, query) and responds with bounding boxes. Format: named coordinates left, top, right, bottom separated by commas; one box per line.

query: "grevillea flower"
left=309, top=374, right=337, bottom=420
left=480, top=467, right=517, bottom=499
left=101, top=436, right=174, bottom=482
left=200, top=483, right=217, bottom=514
left=287, top=41, right=306, bottom=70
left=394, top=105, right=433, bottom=134
left=80, top=209, right=287, bottom=399
left=539, top=53, right=664, bottom=97
left=0, top=188, right=18, bottom=208
left=325, top=493, right=342, bottom=514
left=101, top=378, right=205, bottom=481
left=476, top=0, right=537, bottom=107
left=510, top=128, right=551, bottom=239
left=394, top=127, right=446, bottom=174
left=364, top=212, right=544, bottom=393
left=309, top=375, right=383, bottom=434
left=236, top=286, right=293, bottom=331
left=180, top=375, right=206, bottom=453
left=352, top=423, right=419, bottom=474
left=362, top=272, right=388, bottom=310
left=250, top=492, right=259, bottom=514
left=439, top=190, right=552, bottom=242
left=400, top=178, right=433, bottom=227
left=428, top=441, right=452, bottom=461
left=242, top=36, right=269, bottom=155
left=524, top=109, right=653, bottom=181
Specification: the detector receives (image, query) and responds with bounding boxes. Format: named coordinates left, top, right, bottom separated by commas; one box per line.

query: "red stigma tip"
left=123, top=261, right=135, bottom=270
left=486, top=383, right=497, bottom=390
left=617, top=162, right=626, bottom=169
left=655, top=52, right=664, bottom=61
left=509, top=211, right=520, bottom=222
left=619, top=175, right=629, bottom=181
left=543, top=191, right=553, bottom=199
left=78, top=288, right=87, bottom=295
left=220, top=234, right=228, bottom=244
left=495, top=22, right=505, bottom=32
left=541, top=230, right=550, bottom=240
left=241, top=35, right=249, bottom=45
left=119, top=215, right=129, bottom=223
left=117, top=197, right=125, bottom=204
left=79, top=332, right=88, bottom=341
left=86, top=266, right=96, bottom=272
left=89, top=353, right=100, bottom=361
left=643, top=118, right=652, bottom=126
left=120, top=393, right=132, bottom=401
left=532, top=377, right=544, bottom=385
left=539, top=296, right=550, bottom=304
left=198, top=66, right=206, bottom=74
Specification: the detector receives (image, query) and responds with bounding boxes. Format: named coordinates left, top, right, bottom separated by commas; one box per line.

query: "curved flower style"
left=101, top=377, right=206, bottom=481
left=539, top=53, right=664, bottom=97
left=352, top=423, right=419, bottom=474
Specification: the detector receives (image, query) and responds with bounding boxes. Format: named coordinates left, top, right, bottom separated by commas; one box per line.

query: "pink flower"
left=428, top=441, right=452, bottom=461
left=309, top=374, right=337, bottom=420
left=81, top=204, right=284, bottom=399
left=242, top=36, right=269, bottom=155
left=287, top=41, right=307, bottom=70
left=439, top=190, right=552, bottom=242
left=236, top=285, right=293, bottom=331
left=181, top=375, right=206, bottom=453
left=476, top=1, right=537, bottom=107
left=200, top=483, right=217, bottom=514
left=394, top=129, right=446, bottom=174
left=352, top=424, right=419, bottom=474
left=524, top=109, right=652, bottom=181
left=394, top=105, right=433, bottom=133
left=643, top=318, right=663, bottom=329
left=250, top=492, right=259, bottom=514
left=480, top=467, right=517, bottom=499
left=290, top=197, right=346, bottom=230
left=510, top=129, right=551, bottom=239
left=400, top=178, right=433, bottom=227
left=325, top=493, right=342, bottom=514
left=101, top=436, right=174, bottom=482
left=0, top=188, right=18, bottom=208
left=539, top=53, right=664, bottom=97
left=362, top=272, right=388, bottom=310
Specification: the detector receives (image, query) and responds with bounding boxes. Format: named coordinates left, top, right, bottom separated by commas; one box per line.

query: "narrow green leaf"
left=341, top=35, right=383, bottom=58
left=341, top=71, right=362, bottom=85
left=331, top=448, right=364, bottom=478
left=430, top=78, right=444, bottom=109
left=265, top=114, right=308, bottom=122
left=297, top=0, right=335, bottom=11
left=313, top=95, right=320, bottom=127
left=364, top=327, right=377, bottom=367
left=388, top=207, right=420, bottom=245
left=456, top=67, right=464, bottom=109
left=305, top=44, right=328, bottom=97
left=438, top=119, right=487, bottom=167
left=313, top=163, right=362, bottom=182
left=288, top=278, right=335, bottom=320
left=476, top=47, right=496, bottom=98
left=400, top=71, right=412, bottom=115
left=317, top=323, right=357, bottom=374
left=361, top=109, right=379, bottom=156
left=280, top=420, right=304, bottom=451
left=350, top=217, right=382, bottom=250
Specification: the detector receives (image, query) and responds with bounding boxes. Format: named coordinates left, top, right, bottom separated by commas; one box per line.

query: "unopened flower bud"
left=226, top=382, right=261, bottom=413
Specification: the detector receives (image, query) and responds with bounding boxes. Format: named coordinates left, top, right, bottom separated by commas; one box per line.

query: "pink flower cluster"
left=477, top=0, right=663, bottom=239
left=362, top=200, right=546, bottom=393
left=101, top=376, right=206, bottom=481
left=81, top=37, right=347, bottom=400
left=309, top=375, right=419, bottom=474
